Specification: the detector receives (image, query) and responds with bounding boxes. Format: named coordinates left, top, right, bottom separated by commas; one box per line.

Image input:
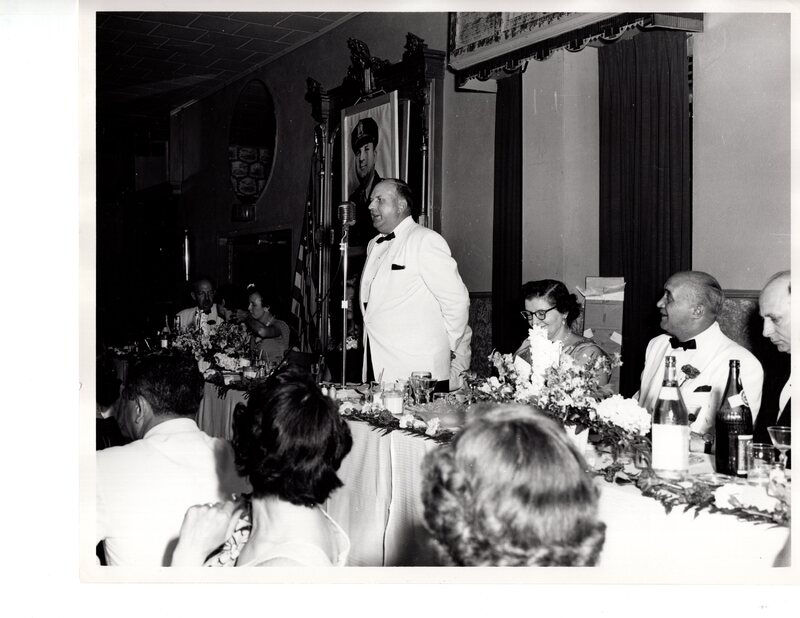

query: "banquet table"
left=196, top=383, right=790, bottom=572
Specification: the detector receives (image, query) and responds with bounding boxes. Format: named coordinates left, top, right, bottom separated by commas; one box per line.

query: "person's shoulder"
left=96, top=439, right=149, bottom=476
left=645, top=333, right=670, bottom=351
left=575, top=338, right=607, bottom=356
left=409, top=222, right=449, bottom=247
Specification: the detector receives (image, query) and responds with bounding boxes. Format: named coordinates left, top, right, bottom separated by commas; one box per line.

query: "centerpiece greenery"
left=462, top=325, right=651, bottom=475
left=172, top=320, right=251, bottom=372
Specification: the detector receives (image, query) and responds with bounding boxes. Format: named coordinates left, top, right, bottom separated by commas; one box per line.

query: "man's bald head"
left=760, top=271, right=791, bottom=353
left=657, top=271, right=724, bottom=340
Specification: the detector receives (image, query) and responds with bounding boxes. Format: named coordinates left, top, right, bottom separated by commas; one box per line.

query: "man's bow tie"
left=669, top=337, right=696, bottom=350
left=376, top=232, right=395, bottom=244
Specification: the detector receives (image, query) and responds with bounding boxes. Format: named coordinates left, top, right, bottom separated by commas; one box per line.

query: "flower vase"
left=565, top=425, right=590, bottom=455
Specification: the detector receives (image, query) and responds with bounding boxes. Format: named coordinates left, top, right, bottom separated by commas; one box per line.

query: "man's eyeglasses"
left=520, top=306, right=558, bottom=322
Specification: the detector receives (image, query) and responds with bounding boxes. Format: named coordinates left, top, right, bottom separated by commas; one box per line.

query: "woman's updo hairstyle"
left=521, top=279, right=581, bottom=326
left=420, top=404, right=605, bottom=566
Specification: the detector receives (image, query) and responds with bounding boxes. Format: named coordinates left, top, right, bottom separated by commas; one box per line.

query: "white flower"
left=399, top=414, right=415, bottom=429
left=594, top=395, right=651, bottom=435
left=528, top=325, right=562, bottom=383
left=714, top=483, right=779, bottom=513
left=412, top=419, right=428, bottom=431
left=425, top=418, right=441, bottom=436
left=338, top=402, right=355, bottom=416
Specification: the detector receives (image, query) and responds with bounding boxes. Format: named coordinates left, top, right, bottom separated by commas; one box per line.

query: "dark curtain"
left=599, top=31, right=692, bottom=396
left=492, top=72, right=525, bottom=354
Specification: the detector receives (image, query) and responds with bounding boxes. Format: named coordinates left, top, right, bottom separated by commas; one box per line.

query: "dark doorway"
left=227, top=229, right=293, bottom=318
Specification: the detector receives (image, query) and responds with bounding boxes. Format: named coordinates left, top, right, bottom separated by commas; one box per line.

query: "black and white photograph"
left=5, top=0, right=798, bottom=613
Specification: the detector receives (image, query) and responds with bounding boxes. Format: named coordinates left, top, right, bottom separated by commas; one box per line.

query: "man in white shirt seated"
left=175, top=276, right=224, bottom=334
left=96, top=352, right=249, bottom=566
left=636, top=271, right=764, bottom=449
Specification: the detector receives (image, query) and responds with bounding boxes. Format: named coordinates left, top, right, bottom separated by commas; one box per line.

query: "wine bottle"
left=714, top=359, right=753, bottom=476
left=160, top=314, right=171, bottom=349
left=651, top=355, right=690, bottom=480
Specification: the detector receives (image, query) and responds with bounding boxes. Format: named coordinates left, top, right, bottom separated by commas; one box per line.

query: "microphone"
left=338, top=201, right=356, bottom=227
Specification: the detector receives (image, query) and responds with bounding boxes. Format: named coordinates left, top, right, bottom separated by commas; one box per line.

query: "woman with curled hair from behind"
left=421, top=403, right=605, bottom=566
left=172, top=367, right=353, bottom=566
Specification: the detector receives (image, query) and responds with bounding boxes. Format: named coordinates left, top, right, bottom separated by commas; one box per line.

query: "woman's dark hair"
left=521, top=279, right=581, bottom=326
left=121, top=350, right=204, bottom=417
left=216, top=283, right=244, bottom=311
left=232, top=367, right=352, bottom=506
left=421, top=404, right=605, bottom=566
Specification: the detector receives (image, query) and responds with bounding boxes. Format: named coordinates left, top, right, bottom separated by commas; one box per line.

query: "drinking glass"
left=410, top=371, right=432, bottom=404
left=767, top=426, right=791, bottom=467
left=416, top=377, right=437, bottom=405
left=383, top=387, right=405, bottom=417
left=367, top=381, right=383, bottom=407
left=746, top=442, right=777, bottom=486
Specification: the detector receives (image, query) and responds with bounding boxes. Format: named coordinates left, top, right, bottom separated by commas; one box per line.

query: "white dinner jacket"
left=637, top=321, right=764, bottom=435
left=360, top=217, right=470, bottom=382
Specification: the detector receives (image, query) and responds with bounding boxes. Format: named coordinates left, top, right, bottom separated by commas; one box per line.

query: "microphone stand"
left=340, top=222, right=350, bottom=388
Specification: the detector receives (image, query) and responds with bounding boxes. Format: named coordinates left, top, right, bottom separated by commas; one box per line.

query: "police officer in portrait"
left=348, top=117, right=383, bottom=247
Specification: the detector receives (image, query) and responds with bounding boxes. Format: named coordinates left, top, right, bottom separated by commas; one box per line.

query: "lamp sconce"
left=232, top=201, right=256, bottom=223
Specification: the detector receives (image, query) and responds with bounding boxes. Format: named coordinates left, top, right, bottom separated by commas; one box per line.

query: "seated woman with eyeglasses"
left=515, top=279, right=610, bottom=385
left=236, top=284, right=291, bottom=364
left=421, top=403, right=606, bottom=566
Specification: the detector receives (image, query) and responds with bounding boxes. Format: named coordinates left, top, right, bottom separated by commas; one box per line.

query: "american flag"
left=290, top=199, right=318, bottom=353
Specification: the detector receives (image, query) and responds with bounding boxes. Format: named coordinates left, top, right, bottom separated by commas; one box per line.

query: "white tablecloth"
left=196, top=387, right=790, bottom=571
left=197, top=382, right=247, bottom=441
left=331, top=424, right=790, bottom=570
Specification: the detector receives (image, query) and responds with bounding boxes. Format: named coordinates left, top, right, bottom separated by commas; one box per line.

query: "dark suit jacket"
left=348, top=171, right=382, bottom=247
left=753, top=355, right=791, bottom=464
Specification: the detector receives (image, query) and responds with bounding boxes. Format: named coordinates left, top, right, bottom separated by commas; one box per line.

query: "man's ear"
left=190, top=291, right=198, bottom=302
left=134, top=396, right=153, bottom=426
left=691, top=303, right=705, bottom=319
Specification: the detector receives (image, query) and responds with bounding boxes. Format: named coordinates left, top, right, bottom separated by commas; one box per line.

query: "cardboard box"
left=583, top=301, right=624, bottom=330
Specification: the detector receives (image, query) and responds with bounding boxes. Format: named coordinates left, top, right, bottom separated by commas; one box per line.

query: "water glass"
left=410, top=371, right=432, bottom=404
left=746, top=442, right=777, bottom=485
left=367, top=381, right=383, bottom=407
left=383, top=388, right=405, bottom=417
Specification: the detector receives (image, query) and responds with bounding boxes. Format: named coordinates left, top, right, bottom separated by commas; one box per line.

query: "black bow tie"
left=669, top=337, right=696, bottom=350
left=376, top=232, right=395, bottom=244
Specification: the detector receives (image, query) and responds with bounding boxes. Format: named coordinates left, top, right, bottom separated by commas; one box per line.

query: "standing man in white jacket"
left=359, top=179, right=470, bottom=389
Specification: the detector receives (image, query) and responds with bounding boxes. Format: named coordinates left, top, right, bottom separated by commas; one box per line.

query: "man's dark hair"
left=232, top=367, right=352, bottom=506
left=385, top=178, right=416, bottom=218
left=121, top=351, right=204, bottom=417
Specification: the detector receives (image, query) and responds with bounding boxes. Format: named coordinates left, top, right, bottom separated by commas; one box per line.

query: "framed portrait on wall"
left=341, top=91, right=400, bottom=246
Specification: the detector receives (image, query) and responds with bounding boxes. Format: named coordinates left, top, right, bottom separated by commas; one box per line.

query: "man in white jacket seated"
left=636, top=271, right=764, bottom=451
left=96, top=352, right=249, bottom=566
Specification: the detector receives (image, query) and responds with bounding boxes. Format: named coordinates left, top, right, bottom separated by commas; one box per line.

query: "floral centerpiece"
left=172, top=320, right=251, bottom=375
left=464, top=325, right=651, bottom=475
